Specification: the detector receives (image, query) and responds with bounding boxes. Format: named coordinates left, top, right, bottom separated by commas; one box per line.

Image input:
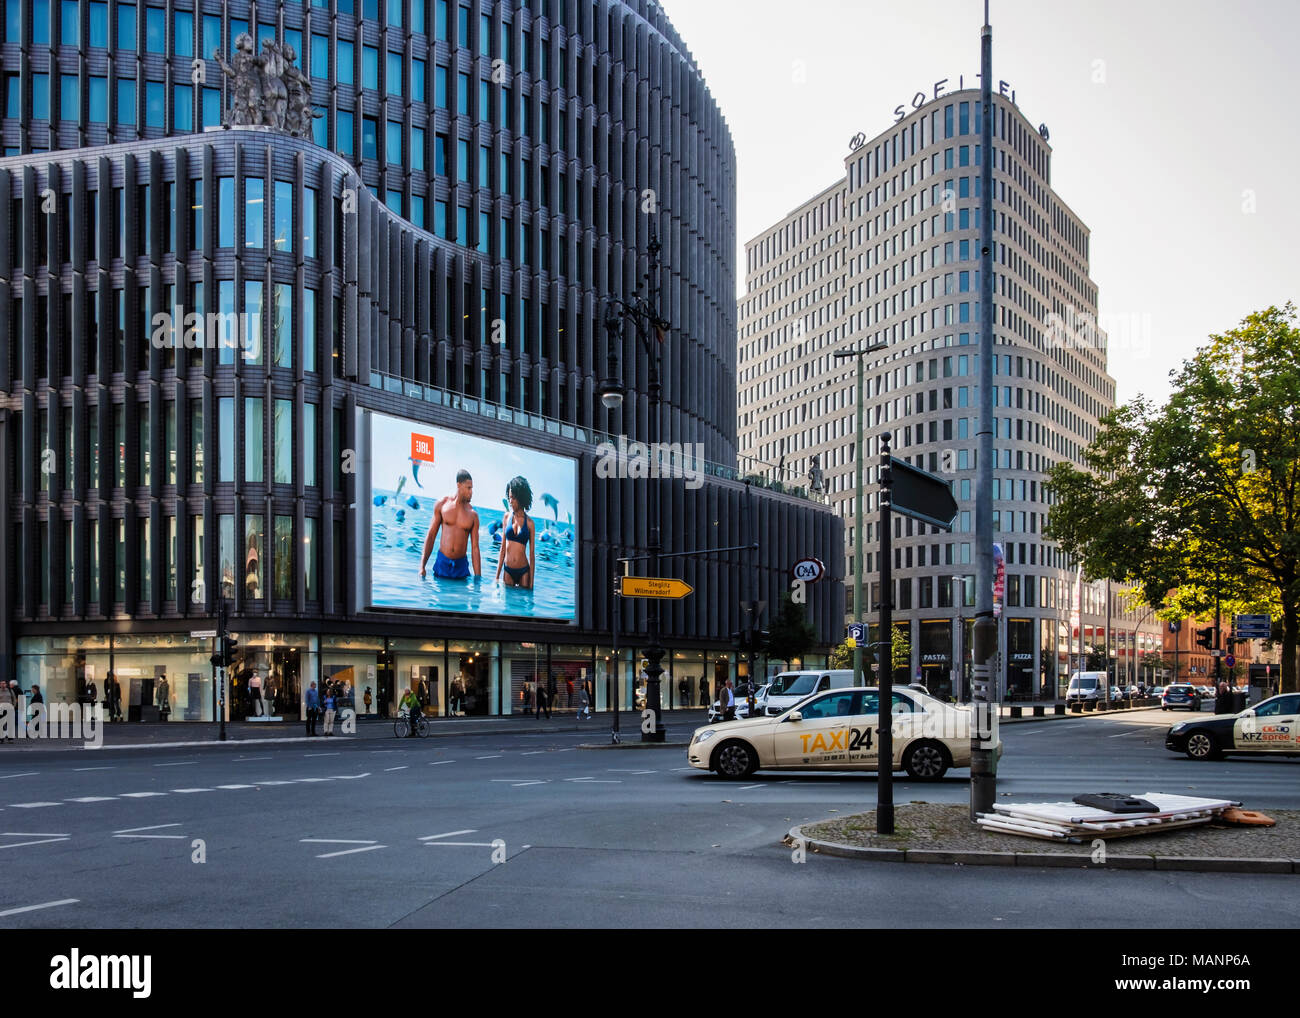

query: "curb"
left=785, top=825, right=1300, bottom=875
left=577, top=741, right=692, bottom=750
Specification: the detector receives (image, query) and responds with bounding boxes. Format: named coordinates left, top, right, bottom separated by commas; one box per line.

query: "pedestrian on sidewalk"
left=323, top=688, right=336, bottom=736
left=305, top=681, right=320, bottom=736
left=699, top=678, right=709, bottom=708
left=535, top=683, right=550, bottom=720
left=578, top=683, right=591, bottom=719
left=720, top=677, right=736, bottom=721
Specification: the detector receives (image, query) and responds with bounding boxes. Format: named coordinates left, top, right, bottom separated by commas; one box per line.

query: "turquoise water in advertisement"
left=370, top=491, right=577, bottom=619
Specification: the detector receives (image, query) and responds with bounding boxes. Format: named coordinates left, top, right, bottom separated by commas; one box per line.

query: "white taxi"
left=687, top=686, right=999, bottom=781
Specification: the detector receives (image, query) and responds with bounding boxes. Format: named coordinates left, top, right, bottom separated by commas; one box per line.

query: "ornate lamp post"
left=599, top=236, right=671, bottom=742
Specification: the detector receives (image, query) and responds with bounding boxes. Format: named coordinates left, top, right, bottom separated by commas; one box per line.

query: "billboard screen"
left=367, top=411, right=577, bottom=621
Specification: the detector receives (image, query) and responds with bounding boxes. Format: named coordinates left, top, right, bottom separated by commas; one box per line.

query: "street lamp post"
left=600, top=235, right=671, bottom=743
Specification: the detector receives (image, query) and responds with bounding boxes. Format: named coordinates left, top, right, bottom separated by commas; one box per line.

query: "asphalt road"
left=0, top=707, right=1296, bottom=929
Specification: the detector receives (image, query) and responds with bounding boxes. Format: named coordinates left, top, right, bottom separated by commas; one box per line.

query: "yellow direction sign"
left=620, top=576, right=694, bottom=600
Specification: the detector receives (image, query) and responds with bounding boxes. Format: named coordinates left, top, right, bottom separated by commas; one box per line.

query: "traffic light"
left=224, top=632, right=240, bottom=666
left=1195, top=626, right=1216, bottom=650
left=209, top=645, right=224, bottom=669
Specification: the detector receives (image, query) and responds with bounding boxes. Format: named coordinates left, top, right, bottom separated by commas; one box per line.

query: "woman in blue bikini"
left=495, top=476, right=536, bottom=589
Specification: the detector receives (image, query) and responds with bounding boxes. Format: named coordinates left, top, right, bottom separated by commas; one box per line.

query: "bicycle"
left=393, top=708, right=431, bottom=739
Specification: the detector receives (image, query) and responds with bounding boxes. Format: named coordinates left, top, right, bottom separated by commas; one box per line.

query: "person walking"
left=305, top=681, right=320, bottom=737
left=363, top=686, right=373, bottom=714
left=546, top=674, right=557, bottom=718
left=399, top=685, right=421, bottom=737
left=322, top=687, right=336, bottom=736
left=578, top=682, right=591, bottom=720
left=535, top=682, right=549, bottom=721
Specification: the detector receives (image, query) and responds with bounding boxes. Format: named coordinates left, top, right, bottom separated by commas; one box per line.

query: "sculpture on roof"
left=214, top=35, right=321, bottom=139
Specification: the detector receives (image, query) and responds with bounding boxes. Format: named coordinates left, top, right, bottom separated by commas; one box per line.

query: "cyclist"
left=399, top=685, right=422, bottom=738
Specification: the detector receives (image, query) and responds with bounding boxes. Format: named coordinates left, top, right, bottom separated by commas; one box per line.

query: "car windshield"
left=771, top=674, right=818, bottom=697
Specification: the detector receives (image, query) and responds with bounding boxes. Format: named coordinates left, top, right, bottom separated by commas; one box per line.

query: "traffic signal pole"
left=970, top=4, right=999, bottom=818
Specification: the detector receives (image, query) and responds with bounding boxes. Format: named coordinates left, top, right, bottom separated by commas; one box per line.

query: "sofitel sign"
left=891, top=75, right=1018, bottom=123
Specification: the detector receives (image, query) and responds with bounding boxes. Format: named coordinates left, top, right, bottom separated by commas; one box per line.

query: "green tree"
left=764, top=593, right=817, bottom=666
left=1045, top=305, right=1300, bottom=691
left=829, top=626, right=910, bottom=676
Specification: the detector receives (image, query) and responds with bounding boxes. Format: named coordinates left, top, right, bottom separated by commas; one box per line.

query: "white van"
left=763, top=670, right=859, bottom=716
left=1066, top=671, right=1108, bottom=703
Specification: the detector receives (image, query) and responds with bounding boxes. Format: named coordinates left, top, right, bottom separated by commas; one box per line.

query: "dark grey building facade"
left=0, top=0, right=842, bottom=720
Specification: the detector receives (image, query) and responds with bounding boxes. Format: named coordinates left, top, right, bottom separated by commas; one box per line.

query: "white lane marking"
left=511, top=780, right=547, bottom=787
left=331, top=774, right=371, bottom=780
left=0, top=772, right=39, bottom=779
left=671, top=766, right=696, bottom=771
left=154, top=761, right=197, bottom=767
left=0, top=898, right=79, bottom=917
left=556, top=748, right=577, bottom=752
left=304, top=753, right=339, bottom=758
left=113, top=834, right=186, bottom=840
left=3, top=831, right=69, bottom=836
left=738, top=784, right=763, bottom=790
left=316, top=844, right=386, bottom=859
left=369, top=750, right=402, bottom=754
left=384, top=766, right=409, bottom=772
left=295, top=778, right=332, bottom=783
left=563, top=777, right=621, bottom=783
left=169, top=788, right=212, bottom=794
left=253, top=780, right=294, bottom=786
left=476, top=755, right=502, bottom=760
left=419, top=829, right=477, bottom=841
left=66, top=797, right=117, bottom=803
left=73, top=767, right=114, bottom=772
left=489, top=779, right=543, bottom=783
left=424, top=841, right=496, bottom=847
left=8, top=802, right=62, bottom=809
left=300, top=838, right=378, bottom=845
left=520, top=750, right=548, bottom=755
left=1107, top=729, right=1149, bottom=738
left=428, top=760, right=455, bottom=766
left=607, top=769, right=656, bottom=774
left=120, top=792, right=167, bottom=798
left=235, top=756, right=274, bottom=762
left=216, top=784, right=255, bottom=790
left=0, top=837, right=71, bottom=850
left=114, top=823, right=183, bottom=834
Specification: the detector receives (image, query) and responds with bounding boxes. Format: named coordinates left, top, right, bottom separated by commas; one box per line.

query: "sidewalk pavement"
left=0, top=701, right=1165, bottom=753
left=0, top=708, right=714, bottom=752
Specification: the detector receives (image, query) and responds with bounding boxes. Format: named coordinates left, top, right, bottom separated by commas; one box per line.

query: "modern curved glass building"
left=0, top=0, right=842, bottom=720
left=738, top=89, right=1161, bottom=701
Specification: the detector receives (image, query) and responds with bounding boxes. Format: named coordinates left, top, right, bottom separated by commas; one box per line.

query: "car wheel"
left=1185, top=730, right=1220, bottom=761
left=713, top=740, right=758, bottom=779
left=903, top=740, right=950, bottom=781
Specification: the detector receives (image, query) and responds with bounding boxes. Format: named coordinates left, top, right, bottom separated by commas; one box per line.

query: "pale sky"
left=659, top=0, right=1300, bottom=409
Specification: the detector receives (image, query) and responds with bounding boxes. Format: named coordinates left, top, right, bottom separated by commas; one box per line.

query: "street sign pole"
left=854, top=350, right=865, bottom=724
left=877, top=433, right=894, bottom=834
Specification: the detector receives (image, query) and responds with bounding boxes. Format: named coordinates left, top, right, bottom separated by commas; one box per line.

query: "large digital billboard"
left=365, top=411, right=578, bottom=621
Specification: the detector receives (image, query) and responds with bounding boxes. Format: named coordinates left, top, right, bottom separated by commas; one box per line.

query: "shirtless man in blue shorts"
left=418, top=469, right=482, bottom=580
